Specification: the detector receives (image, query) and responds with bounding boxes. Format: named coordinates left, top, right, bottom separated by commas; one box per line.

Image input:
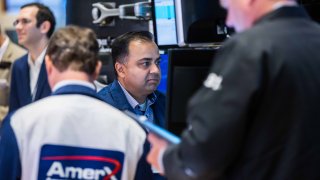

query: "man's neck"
left=118, top=79, right=147, bottom=104
left=253, top=0, right=297, bottom=25
left=273, top=0, right=297, bottom=10
left=133, top=94, right=147, bottom=104
left=28, top=38, right=48, bottom=61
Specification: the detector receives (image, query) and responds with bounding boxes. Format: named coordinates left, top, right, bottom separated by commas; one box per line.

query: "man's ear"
left=92, top=60, right=102, bottom=80
left=45, top=55, right=53, bottom=75
left=45, top=55, right=55, bottom=89
left=40, top=21, right=51, bottom=35
left=115, top=62, right=125, bottom=78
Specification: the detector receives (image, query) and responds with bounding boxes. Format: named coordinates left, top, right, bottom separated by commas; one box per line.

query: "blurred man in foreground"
left=147, top=0, right=320, bottom=179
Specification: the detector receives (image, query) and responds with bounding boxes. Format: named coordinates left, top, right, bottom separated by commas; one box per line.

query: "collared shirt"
left=118, top=80, right=157, bottom=123
left=0, top=36, right=9, bottom=62
left=28, top=48, right=46, bottom=101
left=53, top=80, right=95, bottom=92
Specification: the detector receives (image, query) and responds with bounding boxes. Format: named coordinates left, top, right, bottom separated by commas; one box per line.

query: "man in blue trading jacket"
left=98, top=31, right=166, bottom=128
left=9, top=3, right=55, bottom=113
left=147, top=0, right=320, bottom=179
left=98, top=31, right=166, bottom=180
left=0, top=26, right=153, bottom=180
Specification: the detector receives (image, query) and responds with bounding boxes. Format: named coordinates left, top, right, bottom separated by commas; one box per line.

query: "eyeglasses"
left=13, top=18, right=32, bottom=26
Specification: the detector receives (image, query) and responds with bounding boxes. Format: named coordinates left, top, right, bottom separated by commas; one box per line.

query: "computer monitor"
left=301, top=2, right=320, bottom=23
left=174, top=0, right=229, bottom=47
left=98, top=52, right=115, bottom=85
left=157, top=51, right=169, bottom=94
left=152, top=0, right=178, bottom=47
left=165, top=48, right=217, bottom=135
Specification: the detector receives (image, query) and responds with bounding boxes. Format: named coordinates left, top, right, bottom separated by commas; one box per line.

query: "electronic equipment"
left=152, top=0, right=178, bottom=47
left=165, top=48, right=217, bottom=135
left=174, top=0, right=230, bottom=47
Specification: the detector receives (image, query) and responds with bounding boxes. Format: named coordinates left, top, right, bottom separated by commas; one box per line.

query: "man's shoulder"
left=154, top=90, right=166, bottom=102
left=12, top=54, right=28, bottom=67
left=154, top=90, right=165, bottom=97
left=3, top=41, right=26, bottom=63
left=7, top=41, right=26, bottom=58
left=98, top=83, right=114, bottom=101
left=98, top=80, right=123, bottom=105
left=98, top=84, right=112, bottom=95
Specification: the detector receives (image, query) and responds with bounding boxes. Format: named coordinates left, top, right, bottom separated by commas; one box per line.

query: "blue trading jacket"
left=98, top=80, right=166, bottom=128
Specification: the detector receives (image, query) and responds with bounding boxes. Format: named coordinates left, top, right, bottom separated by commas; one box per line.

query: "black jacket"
left=163, top=6, right=320, bottom=180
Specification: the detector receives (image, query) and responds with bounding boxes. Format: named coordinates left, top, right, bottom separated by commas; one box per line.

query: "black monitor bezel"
left=151, top=0, right=179, bottom=49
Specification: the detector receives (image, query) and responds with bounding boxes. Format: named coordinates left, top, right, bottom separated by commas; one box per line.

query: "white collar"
left=273, top=1, right=297, bottom=10
left=118, top=80, right=144, bottom=109
left=53, top=80, right=95, bottom=92
left=27, top=47, right=47, bottom=67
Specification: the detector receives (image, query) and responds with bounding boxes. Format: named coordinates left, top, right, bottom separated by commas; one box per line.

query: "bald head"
left=220, top=0, right=297, bottom=32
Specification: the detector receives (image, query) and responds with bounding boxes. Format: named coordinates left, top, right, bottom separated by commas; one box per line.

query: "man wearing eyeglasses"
left=8, top=3, right=55, bottom=113
left=0, top=24, right=26, bottom=121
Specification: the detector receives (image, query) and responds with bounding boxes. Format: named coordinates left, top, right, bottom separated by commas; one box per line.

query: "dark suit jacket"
left=9, top=54, right=51, bottom=113
left=98, top=80, right=166, bottom=128
left=163, top=6, right=320, bottom=180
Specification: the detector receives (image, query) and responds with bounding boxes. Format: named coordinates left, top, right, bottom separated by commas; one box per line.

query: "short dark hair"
left=21, top=3, right=56, bottom=38
left=111, top=31, right=155, bottom=76
left=46, top=25, right=99, bottom=75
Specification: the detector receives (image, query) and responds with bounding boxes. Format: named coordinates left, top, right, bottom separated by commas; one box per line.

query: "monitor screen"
left=165, top=48, right=217, bottom=135
left=152, top=0, right=178, bottom=47
left=174, top=0, right=229, bottom=46
left=157, top=51, right=169, bottom=94
left=98, top=52, right=115, bottom=85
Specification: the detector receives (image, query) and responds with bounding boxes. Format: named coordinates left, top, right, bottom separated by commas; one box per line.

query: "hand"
left=147, top=133, right=169, bottom=175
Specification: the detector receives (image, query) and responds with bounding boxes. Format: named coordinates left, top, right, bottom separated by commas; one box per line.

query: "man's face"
left=15, top=6, right=42, bottom=48
left=119, top=40, right=161, bottom=98
left=220, top=0, right=252, bottom=32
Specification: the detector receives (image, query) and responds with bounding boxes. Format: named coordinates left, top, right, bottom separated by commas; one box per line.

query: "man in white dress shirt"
left=8, top=2, right=55, bottom=113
